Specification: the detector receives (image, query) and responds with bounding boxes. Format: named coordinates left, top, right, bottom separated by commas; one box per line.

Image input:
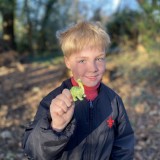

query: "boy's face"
left=65, top=48, right=106, bottom=87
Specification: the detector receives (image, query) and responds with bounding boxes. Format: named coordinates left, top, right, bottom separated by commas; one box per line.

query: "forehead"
left=70, top=47, right=106, bottom=58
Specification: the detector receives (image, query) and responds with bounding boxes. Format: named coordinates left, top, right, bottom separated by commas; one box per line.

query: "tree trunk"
left=2, top=1, right=16, bottom=50
left=39, top=0, right=58, bottom=51
left=24, top=0, right=33, bottom=52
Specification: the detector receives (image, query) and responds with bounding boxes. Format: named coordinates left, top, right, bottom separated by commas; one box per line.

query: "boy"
left=22, top=21, right=134, bottom=160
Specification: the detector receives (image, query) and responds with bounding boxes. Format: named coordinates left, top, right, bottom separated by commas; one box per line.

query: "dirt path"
left=0, top=62, right=160, bottom=160
left=0, top=62, right=66, bottom=159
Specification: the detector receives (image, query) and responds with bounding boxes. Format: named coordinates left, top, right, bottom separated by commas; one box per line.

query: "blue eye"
left=96, top=57, right=105, bottom=62
left=78, top=60, right=86, bottom=63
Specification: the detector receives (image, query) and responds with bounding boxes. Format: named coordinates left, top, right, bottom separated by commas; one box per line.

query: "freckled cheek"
left=71, top=64, right=86, bottom=76
left=71, top=63, right=105, bottom=76
left=98, top=63, right=106, bottom=74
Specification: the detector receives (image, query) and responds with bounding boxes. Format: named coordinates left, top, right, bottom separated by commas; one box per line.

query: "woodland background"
left=0, top=0, right=160, bottom=159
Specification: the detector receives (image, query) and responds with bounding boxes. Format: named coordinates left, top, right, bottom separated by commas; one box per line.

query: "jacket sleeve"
left=22, top=99, right=76, bottom=160
left=110, top=96, right=134, bottom=160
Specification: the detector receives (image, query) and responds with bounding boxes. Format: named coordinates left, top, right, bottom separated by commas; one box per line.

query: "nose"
left=88, top=61, right=98, bottom=72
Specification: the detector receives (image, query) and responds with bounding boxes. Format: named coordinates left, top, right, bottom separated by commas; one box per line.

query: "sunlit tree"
left=0, top=0, right=16, bottom=50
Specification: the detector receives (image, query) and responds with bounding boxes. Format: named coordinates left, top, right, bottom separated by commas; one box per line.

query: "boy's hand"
left=50, top=89, right=75, bottom=132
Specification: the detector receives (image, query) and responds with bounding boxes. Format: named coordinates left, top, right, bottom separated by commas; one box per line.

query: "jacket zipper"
left=89, top=100, right=93, bottom=109
left=88, top=100, right=94, bottom=160
left=84, top=100, right=94, bottom=160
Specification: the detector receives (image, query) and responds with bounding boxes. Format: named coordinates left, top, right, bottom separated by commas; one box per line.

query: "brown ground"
left=0, top=56, right=160, bottom=160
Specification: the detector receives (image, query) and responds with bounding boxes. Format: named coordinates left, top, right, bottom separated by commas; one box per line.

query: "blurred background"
left=0, top=0, right=160, bottom=159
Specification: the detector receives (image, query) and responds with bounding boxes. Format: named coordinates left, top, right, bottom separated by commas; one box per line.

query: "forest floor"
left=0, top=48, right=160, bottom=160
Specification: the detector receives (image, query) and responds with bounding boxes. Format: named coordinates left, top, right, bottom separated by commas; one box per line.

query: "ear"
left=64, top=56, right=71, bottom=69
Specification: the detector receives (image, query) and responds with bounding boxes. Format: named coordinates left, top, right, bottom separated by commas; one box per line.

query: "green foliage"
left=107, top=10, right=140, bottom=50
left=138, top=2, right=159, bottom=45
left=107, top=1, right=160, bottom=52
left=109, top=50, right=160, bottom=85
left=0, top=0, right=159, bottom=56
left=0, top=0, right=15, bottom=14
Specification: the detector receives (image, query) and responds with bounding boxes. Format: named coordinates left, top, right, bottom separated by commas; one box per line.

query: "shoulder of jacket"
left=101, top=83, right=124, bottom=106
left=100, top=83, right=120, bottom=99
left=41, top=79, right=71, bottom=105
left=100, top=83, right=127, bottom=122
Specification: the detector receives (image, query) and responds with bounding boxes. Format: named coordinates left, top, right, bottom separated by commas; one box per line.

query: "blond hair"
left=56, top=21, right=110, bottom=57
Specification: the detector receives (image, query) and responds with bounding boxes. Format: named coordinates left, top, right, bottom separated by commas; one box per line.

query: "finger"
left=53, top=103, right=68, bottom=116
left=52, top=98, right=68, bottom=113
left=62, top=89, right=73, bottom=101
left=56, top=94, right=72, bottom=108
left=51, top=102, right=64, bottom=116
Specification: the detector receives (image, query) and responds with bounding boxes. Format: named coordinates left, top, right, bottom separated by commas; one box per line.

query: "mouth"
left=85, top=76, right=98, bottom=81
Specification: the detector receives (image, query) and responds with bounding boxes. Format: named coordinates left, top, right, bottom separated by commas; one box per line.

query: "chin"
left=84, top=80, right=100, bottom=87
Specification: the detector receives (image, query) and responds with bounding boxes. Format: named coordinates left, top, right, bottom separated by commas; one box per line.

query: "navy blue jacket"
left=22, top=79, right=134, bottom=160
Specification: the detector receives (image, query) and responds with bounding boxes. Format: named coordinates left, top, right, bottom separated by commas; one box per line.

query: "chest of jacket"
left=63, top=96, right=116, bottom=159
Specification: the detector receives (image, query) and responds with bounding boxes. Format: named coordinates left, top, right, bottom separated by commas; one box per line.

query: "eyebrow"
left=76, top=53, right=105, bottom=59
left=97, top=53, right=106, bottom=57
